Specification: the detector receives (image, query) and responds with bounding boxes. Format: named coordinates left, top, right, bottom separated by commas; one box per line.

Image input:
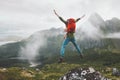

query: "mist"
left=104, top=32, right=120, bottom=39
left=80, top=21, right=120, bottom=40
left=19, top=32, right=47, bottom=67
left=18, top=12, right=120, bottom=67
left=77, top=21, right=103, bottom=40
left=0, top=0, right=120, bottom=39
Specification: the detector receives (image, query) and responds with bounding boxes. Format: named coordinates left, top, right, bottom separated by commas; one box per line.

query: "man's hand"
left=64, top=28, right=67, bottom=32
left=54, top=10, right=60, bottom=17
left=80, top=14, right=85, bottom=19
left=64, top=34, right=67, bottom=39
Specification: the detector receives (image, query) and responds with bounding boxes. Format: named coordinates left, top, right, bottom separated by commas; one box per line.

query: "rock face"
left=112, top=68, right=120, bottom=76
left=59, top=67, right=110, bottom=80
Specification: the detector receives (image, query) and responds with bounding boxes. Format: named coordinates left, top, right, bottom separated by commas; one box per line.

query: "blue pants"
left=60, top=37, right=82, bottom=57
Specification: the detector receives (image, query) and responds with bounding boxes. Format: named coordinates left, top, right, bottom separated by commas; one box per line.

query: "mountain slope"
left=0, top=13, right=120, bottom=67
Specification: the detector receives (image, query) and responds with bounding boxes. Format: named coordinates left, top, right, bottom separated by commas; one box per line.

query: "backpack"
left=67, top=18, right=76, bottom=33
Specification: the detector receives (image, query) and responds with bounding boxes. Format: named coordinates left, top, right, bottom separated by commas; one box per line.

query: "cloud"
left=19, top=32, right=47, bottom=67
left=104, top=32, right=120, bottom=39
left=0, top=0, right=120, bottom=43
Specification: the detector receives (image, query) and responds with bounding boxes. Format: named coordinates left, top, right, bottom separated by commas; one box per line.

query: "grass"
left=0, top=49, right=120, bottom=80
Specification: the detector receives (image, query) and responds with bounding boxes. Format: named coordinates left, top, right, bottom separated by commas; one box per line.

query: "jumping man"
left=54, top=10, right=85, bottom=63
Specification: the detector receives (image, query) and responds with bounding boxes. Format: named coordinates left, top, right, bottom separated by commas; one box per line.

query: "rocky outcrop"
left=59, top=67, right=110, bottom=80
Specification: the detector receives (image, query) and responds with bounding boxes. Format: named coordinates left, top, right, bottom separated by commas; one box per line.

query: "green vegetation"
left=0, top=49, right=120, bottom=80
left=0, top=63, right=120, bottom=80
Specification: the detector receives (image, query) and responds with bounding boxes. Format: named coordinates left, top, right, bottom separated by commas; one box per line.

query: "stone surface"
left=59, top=67, right=110, bottom=80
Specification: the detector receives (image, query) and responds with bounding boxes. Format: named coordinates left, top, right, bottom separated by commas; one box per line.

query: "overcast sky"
left=0, top=0, right=120, bottom=41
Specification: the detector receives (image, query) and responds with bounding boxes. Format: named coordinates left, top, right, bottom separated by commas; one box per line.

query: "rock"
left=112, top=68, right=120, bottom=76
left=59, top=67, right=110, bottom=80
left=35, top=68, right=40, bottom=71
left=0, top=68, right=7, bottom=72
left=21, top=70, right=35, bottom=78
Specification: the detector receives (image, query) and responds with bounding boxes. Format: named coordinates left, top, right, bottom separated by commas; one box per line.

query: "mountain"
left=0, top=13, right=120, bottom=67
left=105, top=18, right=120, bottom=33
left=88, top=13, right=106, bottom=29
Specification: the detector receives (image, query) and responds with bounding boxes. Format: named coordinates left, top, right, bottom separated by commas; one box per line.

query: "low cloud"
left=19, top=32, right=47, bottom=67
left=104, top=32, right=120, bottom=39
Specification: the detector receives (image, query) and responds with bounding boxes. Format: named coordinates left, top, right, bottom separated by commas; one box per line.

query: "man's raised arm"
left=54, top=10, right=66, bottom=24
left=76, top=14, right=85, bottom=22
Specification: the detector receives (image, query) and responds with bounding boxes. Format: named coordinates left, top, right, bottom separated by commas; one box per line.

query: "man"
left=54, top=10, right=85, bottom=63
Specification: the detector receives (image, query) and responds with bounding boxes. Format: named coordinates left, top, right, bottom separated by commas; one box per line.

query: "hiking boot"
left=58, top=57, right=64, bottom=63
left=80, top=54, right=84, bottom=59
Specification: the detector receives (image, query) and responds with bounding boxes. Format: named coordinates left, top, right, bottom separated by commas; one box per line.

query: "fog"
left=19, top=32, right=47, bottom=67
left=0, top=0, right=120, bottom=39
left=18, top=13, right=120, bottom=66
left=104, top=33, right=120, bottom=39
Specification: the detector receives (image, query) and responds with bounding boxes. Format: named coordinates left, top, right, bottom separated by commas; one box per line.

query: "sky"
left=0, top=0, right=120, bottom=42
